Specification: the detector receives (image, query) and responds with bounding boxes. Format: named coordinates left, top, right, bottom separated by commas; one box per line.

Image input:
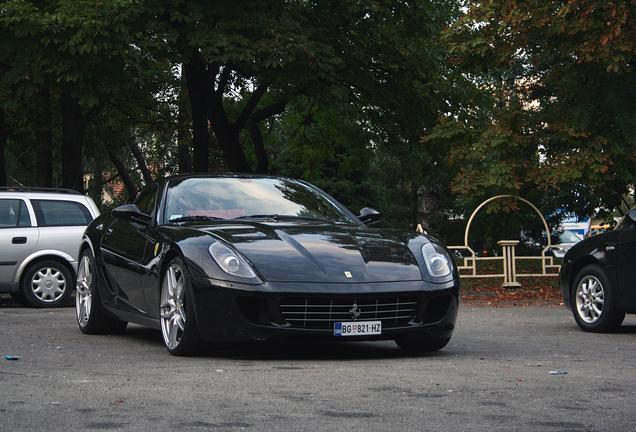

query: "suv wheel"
left=22, top=261, right=73, bottom=308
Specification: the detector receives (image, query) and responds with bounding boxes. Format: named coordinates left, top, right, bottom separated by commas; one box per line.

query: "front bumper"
left=558, top=264, right=573, bottom=310
left=190, top=278, right=460, bottom=343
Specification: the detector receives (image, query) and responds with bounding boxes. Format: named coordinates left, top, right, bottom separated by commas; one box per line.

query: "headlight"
left=421, top=242, right=452, bottom=278
left=209, top=242, right=257, bottom=278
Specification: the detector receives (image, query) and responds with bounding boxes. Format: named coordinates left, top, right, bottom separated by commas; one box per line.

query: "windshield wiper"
left=279, top=215, right=329, bottom=222
left=234, top=214, right=330, bottom=223
left=169, top=215, right=224, bottom=223
left=234, top=214, right=280, bottom=221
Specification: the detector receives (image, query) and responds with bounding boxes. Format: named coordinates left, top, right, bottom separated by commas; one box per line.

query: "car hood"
left=201, top=222, right=424, bottom=283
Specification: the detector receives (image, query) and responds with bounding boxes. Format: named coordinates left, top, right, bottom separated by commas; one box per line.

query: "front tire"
left=22, top=260, right=73, bottom=308
left=76, top=249, right=127, bottom=335
left=572, top=264, right=625, bottom=333
left=160, top=257, right=202, bottom=356
left=395, top=335, right=451, bottom=353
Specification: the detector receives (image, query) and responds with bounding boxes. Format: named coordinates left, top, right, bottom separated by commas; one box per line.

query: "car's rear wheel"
left=76, top=249, right=127, bottom=335
left=160, top=257, right=202, bottom=356
left=22, top=260, right=73, bottom=308
left=395, top=335, right=450, bottom=353
left=572, top=264, right=625, bottom=333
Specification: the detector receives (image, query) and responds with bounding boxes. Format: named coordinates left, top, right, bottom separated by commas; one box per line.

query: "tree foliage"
left=428, top=0, right=636, bottom=220
left=1, top=0, right=461, bottom=232
left=0, top=0, right=156, bottom=190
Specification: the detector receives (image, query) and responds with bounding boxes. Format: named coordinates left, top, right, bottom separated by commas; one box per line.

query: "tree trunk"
left=36, top=144, right=53, bottom=188
left=183, top=57, right=210, bottom=173
left=249, top=98, right=289, bottom=174
left=36, top=88, right=54, bottom=187
left=60, top=84, right=85, bottom=191
left=105, top=146, right=137, bottom=198
left=126, top=130, right=153, bottom=184
left=208, top=100, right=253, bottom=173
left=0, top=108, right=9, bottom=186
left=92, top=158, right=103, bottom=208
left=183, top=58, right=291, bottom=174
left=59, top=82, right=105, bottom=192
left=177, top=66, right=192, bottom=174
left=245, top=119, right=268, bottom=173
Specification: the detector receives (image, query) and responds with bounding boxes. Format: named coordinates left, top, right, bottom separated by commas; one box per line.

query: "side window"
left=134, top=184, right=158, bottom=216
left=31, top=200, right=93, bottom=227
left=0, top=199, right=32, bottom=228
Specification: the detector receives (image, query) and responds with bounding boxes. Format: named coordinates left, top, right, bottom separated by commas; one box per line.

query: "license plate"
left=334, top=321, right=382, bottom=336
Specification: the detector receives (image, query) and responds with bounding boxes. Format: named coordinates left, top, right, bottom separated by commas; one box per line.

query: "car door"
left=30, top=198, right=95, bottom=262
left=101, top=218, right=151, bottom=311
left=0, top=198, right=38, bottom=287
left=100, top=184, right=159, bottom=313
left=614, top=226, right=636, bottom=305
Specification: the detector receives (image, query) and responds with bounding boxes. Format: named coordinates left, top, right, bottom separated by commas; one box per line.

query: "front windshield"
left=163, top=177, right=358, bottom=225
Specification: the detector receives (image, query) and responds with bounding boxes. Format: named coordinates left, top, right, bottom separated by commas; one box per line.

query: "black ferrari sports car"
left=559, top=209, right=636, bottom=333
left=76, top=174, right=460, bottom=355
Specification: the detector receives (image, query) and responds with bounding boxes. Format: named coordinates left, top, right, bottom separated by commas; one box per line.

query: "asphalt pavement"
left=1, top=297, right=635, bottom=431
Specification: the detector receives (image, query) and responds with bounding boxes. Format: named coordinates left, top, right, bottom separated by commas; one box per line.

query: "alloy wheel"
left=575, top=275, right=604, bottom=324
left=160, top=262, right=187, bottom=350
left=75, top=254, right=93, bottom=327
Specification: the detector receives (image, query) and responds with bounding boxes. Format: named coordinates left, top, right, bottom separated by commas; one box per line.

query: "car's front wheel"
left=76, top=249, right=127, bottom=335
left=395, top=334, right=450, bottom=353
left=160, top=257, right=202, bottom=356
left=22, top=260, right=73, bottom=308
left=572, top=264, right=625, bottom=333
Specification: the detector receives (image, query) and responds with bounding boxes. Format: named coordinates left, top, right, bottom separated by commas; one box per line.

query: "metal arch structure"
left=438, top=195, right=561, bottom=286
left=462, top=195, right=553, bottom=251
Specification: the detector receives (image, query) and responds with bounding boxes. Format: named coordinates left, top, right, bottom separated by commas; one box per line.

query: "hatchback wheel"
left=572, top=264, right=625, bottom=333
left=160, top=257, right=202, bottom=356
left=22, top=261, right=73, bottom=308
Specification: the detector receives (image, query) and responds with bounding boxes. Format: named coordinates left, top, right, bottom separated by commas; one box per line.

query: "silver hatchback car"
left=0, top=187, right=100, bottom=307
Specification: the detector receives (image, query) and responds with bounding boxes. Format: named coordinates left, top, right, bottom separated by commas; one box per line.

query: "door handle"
left=12, top=237, right=27, bottom=244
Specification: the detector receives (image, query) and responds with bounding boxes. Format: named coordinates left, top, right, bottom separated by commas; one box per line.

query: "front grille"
left=279, top=295, right=420, bottom=330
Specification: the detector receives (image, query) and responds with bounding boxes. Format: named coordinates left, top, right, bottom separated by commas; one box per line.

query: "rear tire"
left=76, top=249, right=127, bottom=335
left=572, top=264, right=625, bottom=333
left=22, top=260, right=73, bottom=308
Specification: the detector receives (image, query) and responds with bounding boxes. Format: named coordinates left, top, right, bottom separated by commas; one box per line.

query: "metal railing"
left=419, top=195, right=563, bottom=288
left=448, top=241, right=561, bottom=288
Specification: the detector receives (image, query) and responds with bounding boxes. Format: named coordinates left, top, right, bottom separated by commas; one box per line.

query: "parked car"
left=559, top=209, right=636, bottom=332
left=0, top=187, right=100, bottom=307
left=76, top=174, right=460, bottom=356
left=550, top=229, right=583, bottom=258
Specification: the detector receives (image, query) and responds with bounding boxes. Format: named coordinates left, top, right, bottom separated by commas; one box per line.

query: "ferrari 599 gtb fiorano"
left=76, top=174, right=460, bottom=356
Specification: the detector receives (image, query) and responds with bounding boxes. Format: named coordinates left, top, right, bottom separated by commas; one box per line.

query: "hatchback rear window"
left=31, top=200, right=93, bottom=227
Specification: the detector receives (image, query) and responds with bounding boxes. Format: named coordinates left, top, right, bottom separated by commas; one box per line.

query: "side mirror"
left=358, top=207, right=382, bottom=225
left=628, top=209, right=636, bottom=225
left=112, top=204, right=151, bottom=225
